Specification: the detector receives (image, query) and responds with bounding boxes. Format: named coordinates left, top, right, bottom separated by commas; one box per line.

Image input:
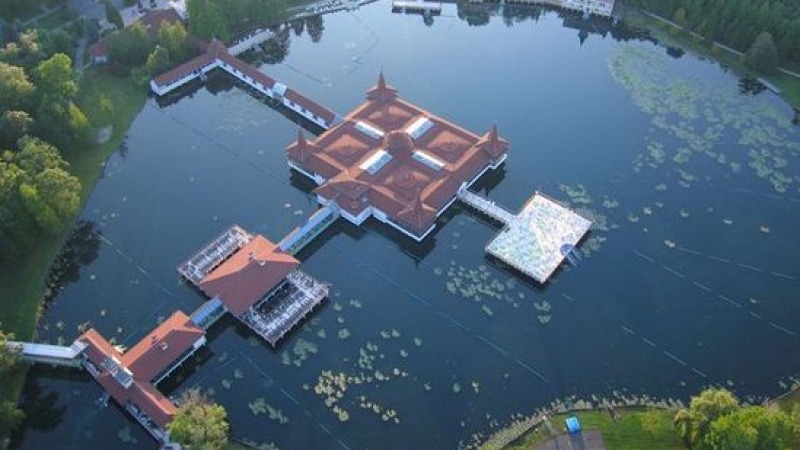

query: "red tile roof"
left=78, top=313, right=205, bottom=429
left=152, top=39, right=226, bottom=87
left=121, top=311, right=205, bottom=382
left=88, top=39, right=107, bottom=57
left=287, top=73, right=509, bottom=236
left=285, top=88, right=338, bottom=124
left=198, top=236, right=300, bottom=316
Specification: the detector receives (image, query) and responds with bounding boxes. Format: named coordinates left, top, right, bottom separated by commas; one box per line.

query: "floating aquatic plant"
left=338, top=328, right=351, bottom=340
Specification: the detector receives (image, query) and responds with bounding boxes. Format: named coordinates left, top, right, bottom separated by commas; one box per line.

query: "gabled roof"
left=121, top=311, right=205, bottom=382
left=78, top=321, right=200, bottom=428
left=88, top=40, right=107, bottom=57
left=198, top=236, right=300, bottom=316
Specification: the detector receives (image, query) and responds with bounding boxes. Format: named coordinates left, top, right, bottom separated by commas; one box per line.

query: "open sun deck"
left=458, top=189, right=592, bottom=283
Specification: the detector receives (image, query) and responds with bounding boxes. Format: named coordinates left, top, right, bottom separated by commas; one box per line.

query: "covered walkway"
left=150, top=40, right=340, bottom=129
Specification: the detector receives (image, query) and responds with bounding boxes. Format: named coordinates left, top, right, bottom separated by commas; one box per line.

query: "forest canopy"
left=625, top=0, right=800, bottom=67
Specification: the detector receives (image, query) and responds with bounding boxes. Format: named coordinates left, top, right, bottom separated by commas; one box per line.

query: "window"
left=359, top=149, right=392, bottom=175
left=412, top=150, right=445, bottom=171
left=405, top=116, right=434, bottom=139
left=354, top=121, right=385, bottom=139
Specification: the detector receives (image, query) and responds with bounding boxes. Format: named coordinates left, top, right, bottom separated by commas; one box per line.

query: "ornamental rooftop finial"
left=366, top=71, right=398, bottom=103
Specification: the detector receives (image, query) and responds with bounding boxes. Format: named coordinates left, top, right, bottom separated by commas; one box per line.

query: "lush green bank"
left=0, top=69, right=146, bottom=446
left=623, top=9, right=800, bottom=110
left=0, top=69, right=146, bottom=340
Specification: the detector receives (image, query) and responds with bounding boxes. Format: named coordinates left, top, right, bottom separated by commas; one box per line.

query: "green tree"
left=672, top=7, right=688, bottom=27
left=0, top=62, right=34, bottom=113
left=187, top=0, right=230, bottom=41
left=0, top=110, right=34, bottom=147
left=167, top=389, right=229, bottom=450
left=0, top=328, right=20, bottom=375
left=0, top=399, right=24, bottom=442
left=0, top=327, right=24, bottom=442
left=12, top=137, right=80, bottom=232
left=103, top=0, right=124, bottom=30
left=674, top=387, right=740, bottom=449
left=158, top=21, right=191, bottom=62
left=145, top=45, right=172, bottom=76
left=745, top=31, right=780, bottom=72
left=33, top=54, right=91, bottom=148
left=34, top=53, right=77, bottom=103
left=106, top=22, right=153, bottom=67
left=706, top=406, right=798, bottom=450
left=0, top=30, right=44, bottom=69
left=19, top=167, right=81, bottom=231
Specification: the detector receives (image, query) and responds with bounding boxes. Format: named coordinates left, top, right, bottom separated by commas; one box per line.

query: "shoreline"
left=623, top=8, right=800, bottom=112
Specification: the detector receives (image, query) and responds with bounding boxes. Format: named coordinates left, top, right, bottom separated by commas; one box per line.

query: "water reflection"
left=260, top=27, right=291, bottom=65
left=739, top=76, right=768, bottom=96
left=41, top=220, right=102, bottom=307
left=11, top=368, right=71, bottom=445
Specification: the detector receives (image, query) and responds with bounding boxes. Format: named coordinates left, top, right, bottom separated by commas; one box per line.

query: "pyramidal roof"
left=397, top=187, right=437, bottom=231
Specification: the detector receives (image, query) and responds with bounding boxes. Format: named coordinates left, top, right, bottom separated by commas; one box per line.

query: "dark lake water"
left=12, top=2, right=800, bottom=449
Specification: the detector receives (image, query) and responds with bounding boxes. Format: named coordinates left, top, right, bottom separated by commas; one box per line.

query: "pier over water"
left=457, top=187, right=592, bottom=283
left=150, top=40, right=341, bottom=130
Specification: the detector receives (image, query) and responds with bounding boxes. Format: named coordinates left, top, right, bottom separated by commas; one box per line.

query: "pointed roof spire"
left=377, top=71, right=387, bottom=91
left=477, top=124, right=508, bottom=159
left=287, top=128, right=316, bottom=162
left=367, top=71, right=398, bottom=103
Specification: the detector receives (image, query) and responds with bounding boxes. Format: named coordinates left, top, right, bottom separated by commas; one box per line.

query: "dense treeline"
left=625, top=0, right=800, bottom=67
left=674, top=388, right=800, bottom=450
left=0, top=31, right=91, bottom=259
left=187, top=0, right=288, bottom=41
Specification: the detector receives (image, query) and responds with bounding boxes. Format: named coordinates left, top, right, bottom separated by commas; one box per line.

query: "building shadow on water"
left=153, top=72, right=326, bottom=136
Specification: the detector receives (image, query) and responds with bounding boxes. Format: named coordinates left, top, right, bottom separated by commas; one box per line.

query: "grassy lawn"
left=498, top=408, right=685, bottom=450
left=624, top=10, right=800, bottom=110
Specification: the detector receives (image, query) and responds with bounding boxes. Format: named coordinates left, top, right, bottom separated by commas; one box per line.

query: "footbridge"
left=6, top=340, right=87, bottom=368
left=456, top=186, right=516, bottom=225
left=228, top=28, right=274, bottom=56
left=278, top=204, right=340, bottom=255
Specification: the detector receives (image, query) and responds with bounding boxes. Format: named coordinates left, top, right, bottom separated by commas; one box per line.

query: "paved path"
left=532, top=431, right=606, bottom=450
